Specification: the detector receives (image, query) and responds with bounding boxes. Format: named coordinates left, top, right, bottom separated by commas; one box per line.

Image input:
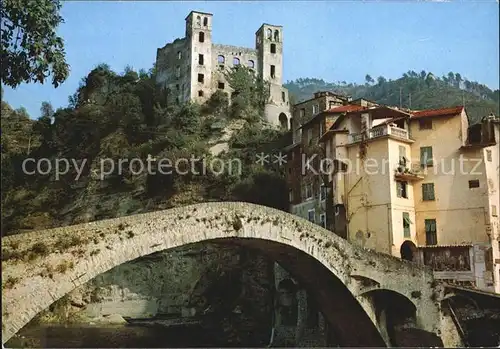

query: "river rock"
left=92, top=314, right=127, bottom=324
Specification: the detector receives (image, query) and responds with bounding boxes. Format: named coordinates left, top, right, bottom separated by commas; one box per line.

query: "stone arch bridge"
left=2, top=202, right=454, bottom=346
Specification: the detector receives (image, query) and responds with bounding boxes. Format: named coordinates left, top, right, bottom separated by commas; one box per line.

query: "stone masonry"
left=1, top=202, right=454, bottom=346
left=155, top=11, right=292, bottom=128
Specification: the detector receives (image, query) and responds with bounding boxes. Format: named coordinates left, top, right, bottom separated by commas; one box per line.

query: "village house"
left=286, top=94, right=500, bottom=293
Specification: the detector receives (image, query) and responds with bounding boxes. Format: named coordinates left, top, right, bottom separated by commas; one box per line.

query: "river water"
left=6, top=324, right=231, bottom=348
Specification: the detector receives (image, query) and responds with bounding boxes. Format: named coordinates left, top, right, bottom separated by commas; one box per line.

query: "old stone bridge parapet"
left=2, top=202, right=443, bottom=345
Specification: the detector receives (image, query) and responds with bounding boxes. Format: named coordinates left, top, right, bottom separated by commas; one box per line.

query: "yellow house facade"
left=315, top=104, right=499, bottom=293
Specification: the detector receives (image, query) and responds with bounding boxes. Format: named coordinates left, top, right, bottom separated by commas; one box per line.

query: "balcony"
left=394, top=163, right=425, bottom=181
left=348, top=125, right=410, bottom=144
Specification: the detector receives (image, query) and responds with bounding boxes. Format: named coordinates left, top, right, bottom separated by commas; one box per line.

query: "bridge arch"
left=1, top=202, right=440, bottom=345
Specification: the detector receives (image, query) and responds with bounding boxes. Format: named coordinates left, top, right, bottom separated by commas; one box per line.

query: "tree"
left=40, top=101, right=54, bottom=119
left=455, top=73, right=462, bottom=89
left=1, top=0, right=69, bottom=88
left=224, top=66, right=269, bottom=121
left=365, top=74, right=374, bottom=85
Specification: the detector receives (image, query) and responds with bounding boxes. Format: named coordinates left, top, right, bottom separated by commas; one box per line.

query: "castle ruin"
left=155, top=11, right=291, bottom=128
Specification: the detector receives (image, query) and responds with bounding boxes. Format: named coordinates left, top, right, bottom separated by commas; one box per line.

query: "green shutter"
left=425, top=219, right=436, bottom=232
left=420, top=147, right=433, bottom=166
left=423, top=183, right=435, bottom=201
left=403, top=212, right=411, bottom=238
left=428, top=183, right=435, bottom=200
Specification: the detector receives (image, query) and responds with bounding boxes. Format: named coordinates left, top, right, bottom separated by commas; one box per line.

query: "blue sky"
left=3, top=1, right=499, bottom=118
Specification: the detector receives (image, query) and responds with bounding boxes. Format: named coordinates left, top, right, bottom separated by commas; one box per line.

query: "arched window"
left=233, top=57, right=240, bottom=65
left=248, top=60, right=255, bottom=68
left=199, top=32, right=205, bottom=43
left=267, top=28, right=272, bottom=40
left=203, top=17, right=208, bottom=26
left=279, top=113, right=288, bottom=130
left=274, top=30, right=280, bottom=42
left=218, top=55, right=225, bottom=64
left=196, top=16, right=201, bottom=26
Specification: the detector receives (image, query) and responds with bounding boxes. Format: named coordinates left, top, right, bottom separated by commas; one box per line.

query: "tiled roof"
left=412, top=106, right=464, bottom=119
left=326, top=105, right=367, bottom=113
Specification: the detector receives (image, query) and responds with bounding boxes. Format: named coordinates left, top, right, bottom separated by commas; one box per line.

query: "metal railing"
left=348, top=125, right=409, bottom=144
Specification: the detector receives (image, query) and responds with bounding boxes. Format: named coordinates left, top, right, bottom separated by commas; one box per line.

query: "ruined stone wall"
left=155, top=38, right=190, bottom=104
left=210, top=44, right=258, bottom=98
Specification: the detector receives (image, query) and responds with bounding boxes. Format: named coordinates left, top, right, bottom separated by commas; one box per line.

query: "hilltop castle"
left=155, top=11, right=291, bottom=128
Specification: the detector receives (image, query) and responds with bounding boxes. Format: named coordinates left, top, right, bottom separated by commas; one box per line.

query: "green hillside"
left=1, top=65, right=288, bottom=236
left=285, top=71, right=499, bottom=124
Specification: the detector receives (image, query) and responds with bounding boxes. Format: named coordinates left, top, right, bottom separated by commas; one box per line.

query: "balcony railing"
left=348, top=125, right=409, bottom=144
left=394, top=162, right=425, bottom=181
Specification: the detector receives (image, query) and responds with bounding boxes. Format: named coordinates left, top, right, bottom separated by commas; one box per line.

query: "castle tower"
left=256, top=24, right=290, bottom=128
left=185, top=11, right=213, bottom=103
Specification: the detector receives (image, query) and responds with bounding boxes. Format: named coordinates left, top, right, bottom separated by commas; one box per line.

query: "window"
left=270, top=65, right=275, bottom=78
left=492, top=205, right=498, bottom=217
left=198, top=54, right=204, bottom=65
left=282, top=91, right=286, bottom=102
left=197, top=73, right=204, bottom=83
left=267, top=28, right=272, bottom=40
left=177, top=51, right=182, bottom=60
left=319, top=121, right=324, bottom=136
left=399, top=146, right=407, bottom=166
left=396, top=181, right=408, bottom=198
left=486, top=150, right=492, bottom=162
left=218, top=55, right=225, bottom=64
left=176, top=66, right=180, bottom=78
left=425, top=219, right=437, bottom=245
left=420, top=146, right=433, bottom=167
left=299, top=108, right=305, bottom=118
left=403, top=212, right=411, bottom=238
left=312, top=104, right=319, bottom=114
left=419, top=119, right=432, bottom=130
left=422, top=183, right=435, bottom=201
left=270, top=43, right=276, bottom=54
left=248, top=60, right=255, bottom=68
left=320, top=184, right=327, bottom=201
left=233, top=57, right=240, bottom=65
left=319, top=213, right=326, bottom=228
left=307, top=209, right=315, bottom=223
left=196, top=15, right=201, bottom=26
left=218, top=82, right=225, bottom=89
left=468, top=180, right=479, bottom=188
left=274, top=29, right=280, bottom=42
left=305, top=182, right=313, bottom=200
left=307, top=128, right=313, bottom=145
left=198, top=32, right=205, bottom=43
left=289, top=189, right=293, bottom=202
left=203, top=17, right=208, bottom=26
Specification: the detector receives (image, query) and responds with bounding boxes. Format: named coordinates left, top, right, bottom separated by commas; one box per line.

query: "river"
left=6, top=323, right=236, bottom=348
